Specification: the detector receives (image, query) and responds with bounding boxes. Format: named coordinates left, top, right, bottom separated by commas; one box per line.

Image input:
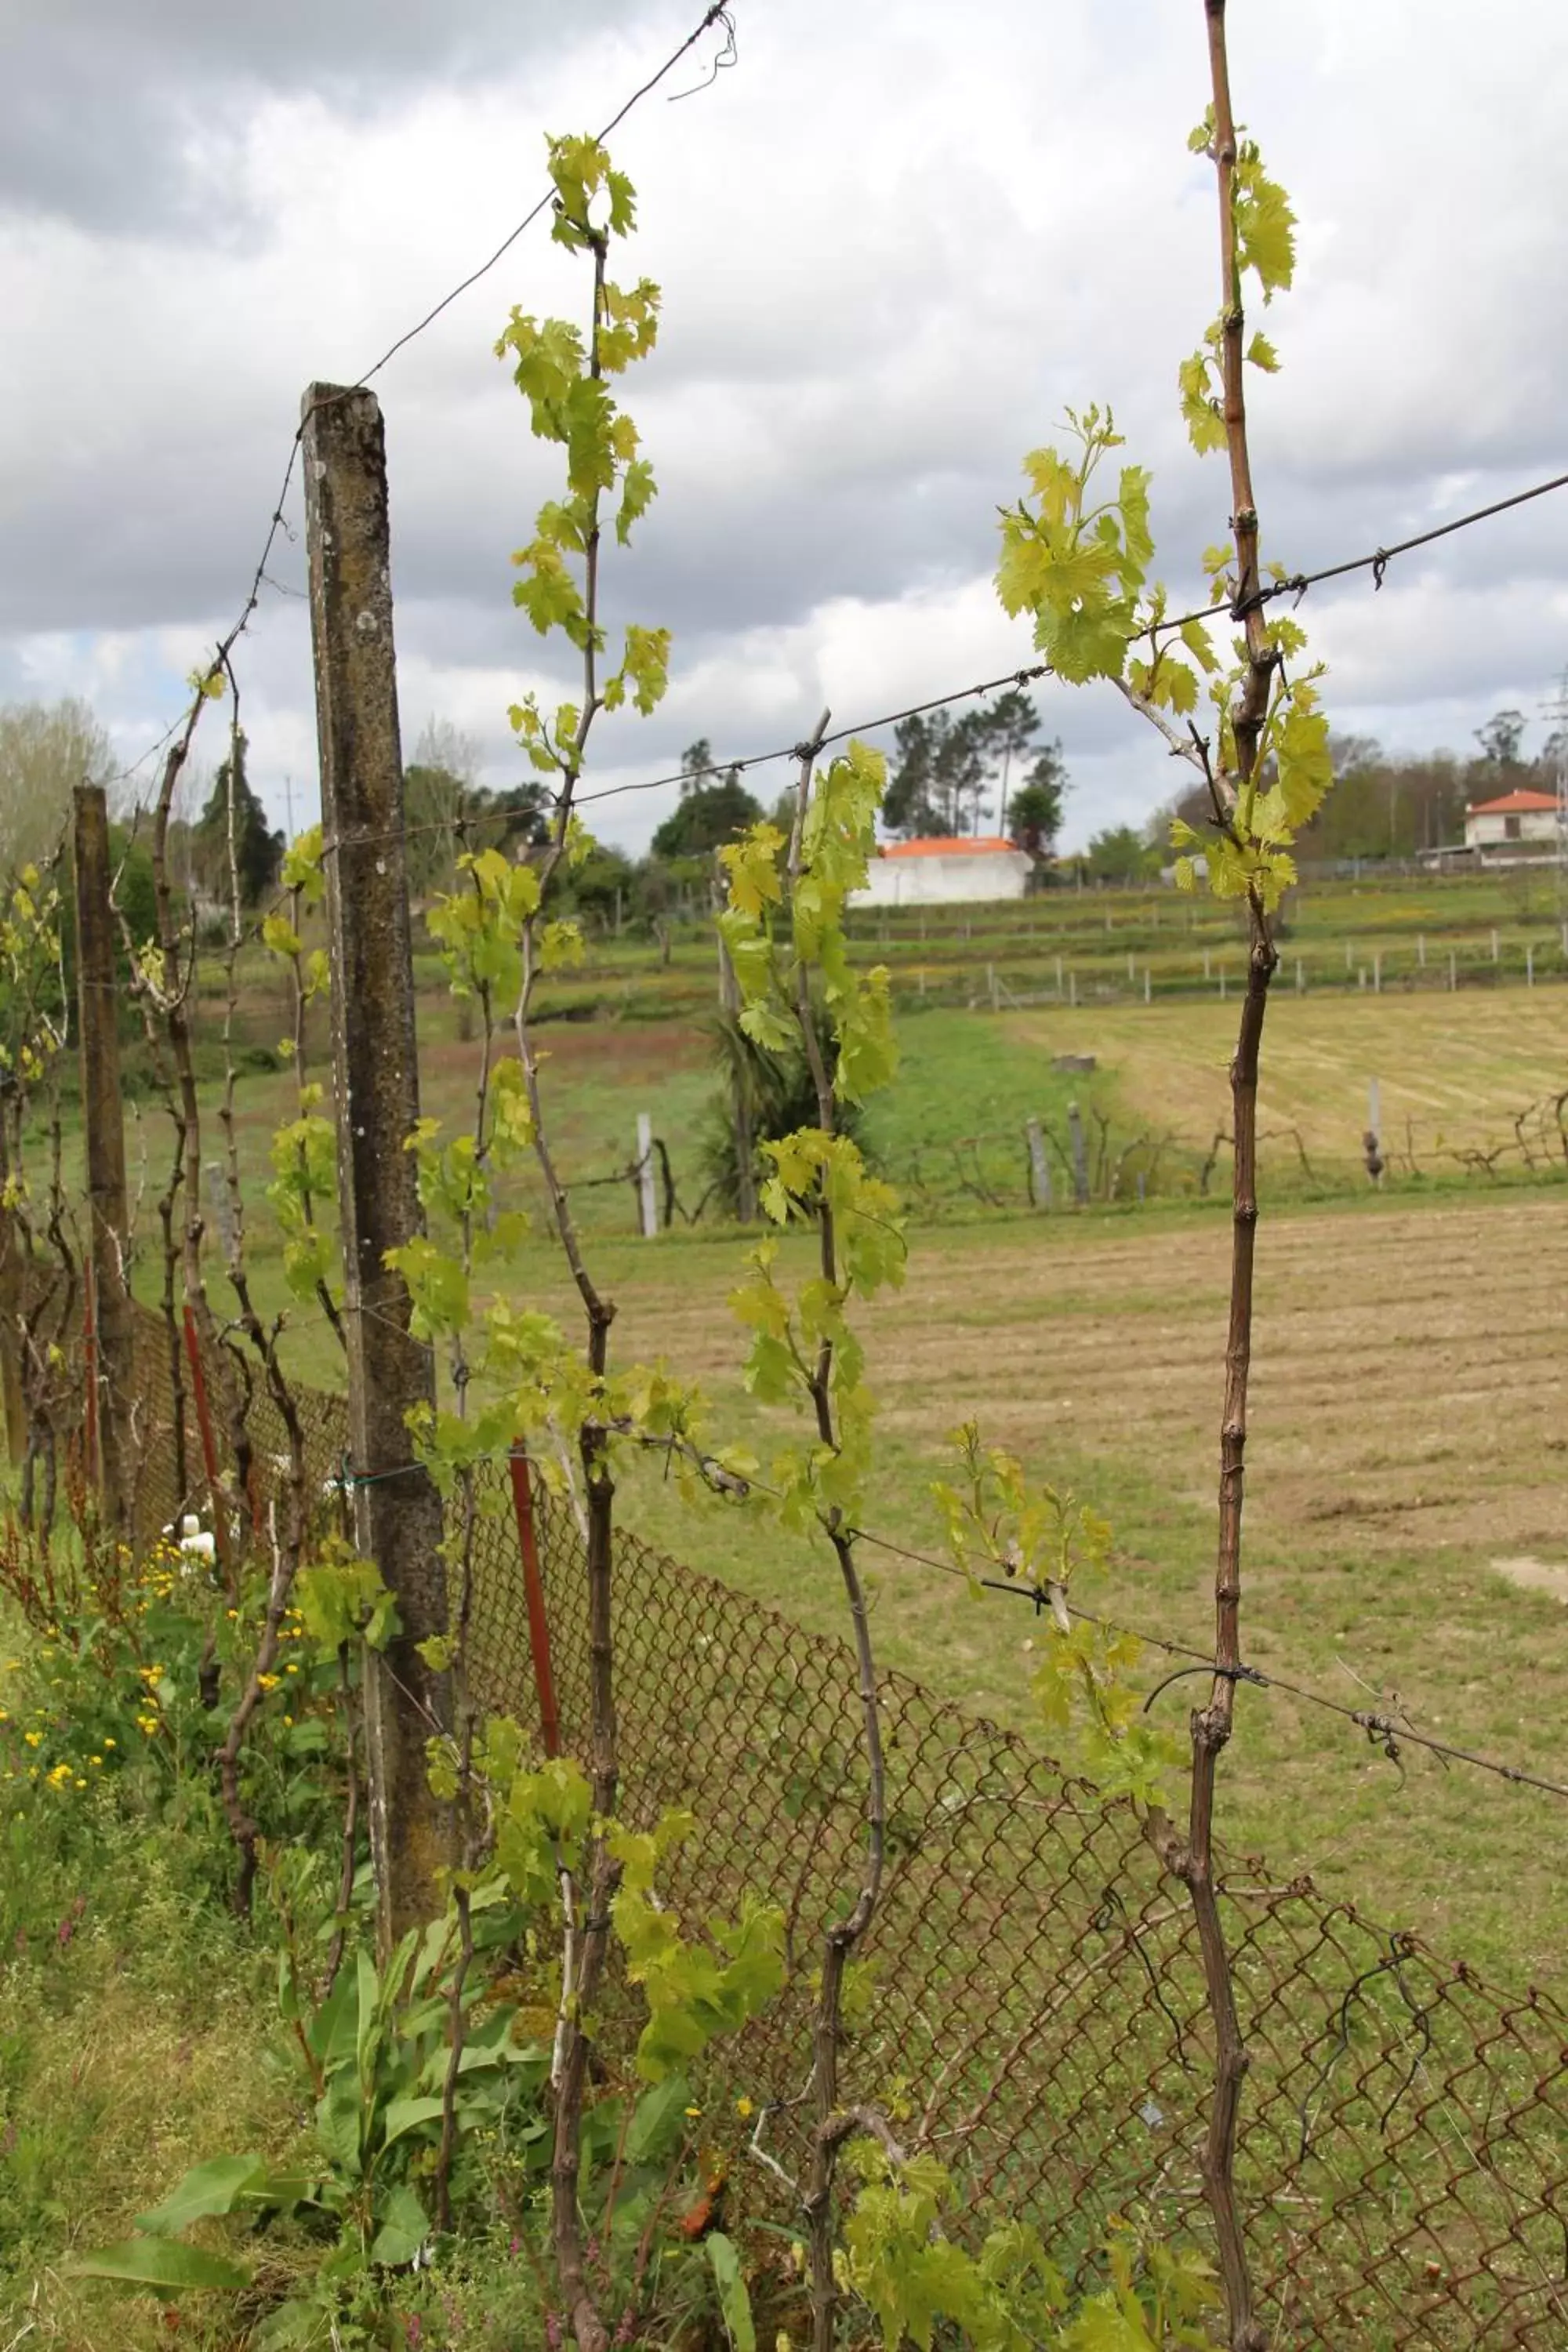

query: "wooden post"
left=1055, top=953, right=1063, bottom=995
left=507, top=1447, right=561, bottom=1759
left=636, top=1112, right=658, bottom=1238
left=714, top=866, right=756, bottom=1223
left=1067, top=1101, right=1089, bottom=1203
left=303, top=379, right=451, bottom=1948
left=1491, top=927, right=1500, bottom=963
left=0, top=1161, right=22, bottom=1468
left=82, top=1255, right=99, bottom=1491
left=1417, top=933, right=1426, bottom=968
left=1203, top=949, right=1211, bottom=981
left=183, top=1304, right=230, bottom=1574
left=1144, top=967, right=1152, bottom=1004
left=1068, top=969, right=1077, bottom=1008
left=1025, top=1116, right=1051, bottom=1208
left=1449, top=949, right=1457, bottom=991
left=1373, top=950, right=1381, bottom=993
left=1526, top=943, right=1535, bottom=986
left=1295, top=957, right=1304, bottom=993
left=73, top=782, right=134, bottom=1529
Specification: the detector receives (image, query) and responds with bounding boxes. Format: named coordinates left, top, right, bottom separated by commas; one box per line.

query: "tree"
left=881, top=713, right=943, bottom=837
left=1084, top=823, right=1154, bottom=882
left=1475, top=708, right=1527, bottom=769
left=884, top=692, right=1053, bottom=839
left=882, top=709, right=987, bottom=837
left=973, top=688, right=1040, bottom=833
left=196, top=729, right=282, bottom=907
left=0, top=697, right=113, bottom=878
left=678, top=738, right=716, bottom=796
left=1007, top=743, right=1068, bottom=856
left=651, top=771, right=761, bottom=858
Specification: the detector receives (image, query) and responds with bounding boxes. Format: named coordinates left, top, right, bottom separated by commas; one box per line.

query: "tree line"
left=6, top=691, right=1556, bottom=958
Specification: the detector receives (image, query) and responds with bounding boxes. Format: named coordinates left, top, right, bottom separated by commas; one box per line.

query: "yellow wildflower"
left=24, top=1730, right=42, bottom=1748
left=735, top=2096, right=754, bottom=2120
left=258, top=1672, right=281, bottom=1693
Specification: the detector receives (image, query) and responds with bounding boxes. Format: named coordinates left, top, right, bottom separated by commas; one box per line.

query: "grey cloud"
left=1, top=0, right=647, bottom=235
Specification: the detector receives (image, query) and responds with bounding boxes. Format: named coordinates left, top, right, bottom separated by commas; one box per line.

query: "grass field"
left=171, top=976, right=1568, bottom=1269
left=506, top=1185, right=1568, bottom=1991
left=1015, top=986, right=1568, bottom=1168
left=78, top=875, right=1568, bottom=1987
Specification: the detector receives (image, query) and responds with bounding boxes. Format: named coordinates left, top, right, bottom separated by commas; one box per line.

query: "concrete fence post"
left=303, top=379, right=452, bottom=1951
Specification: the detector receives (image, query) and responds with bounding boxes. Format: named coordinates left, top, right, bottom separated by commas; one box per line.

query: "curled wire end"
left=667, top=5, right=737, bottom=101
left=1372, top=549, right=1390, bottom=590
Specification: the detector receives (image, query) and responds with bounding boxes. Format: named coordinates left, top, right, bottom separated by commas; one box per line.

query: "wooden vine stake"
left=1152, top=9, right=1281, bottom=2343
left=72, top=782, right=135, bottom=1530
left=994, top=0, right=1333, bottom=2336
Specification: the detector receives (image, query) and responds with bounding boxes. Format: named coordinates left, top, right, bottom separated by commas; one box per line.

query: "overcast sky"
left=5, top=0, right=1568, bottom=851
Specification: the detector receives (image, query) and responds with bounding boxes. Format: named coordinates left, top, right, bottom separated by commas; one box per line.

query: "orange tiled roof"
left=1467, top=789, right=1559, bottom=815
left=879, top=836, right=1021, bottom=858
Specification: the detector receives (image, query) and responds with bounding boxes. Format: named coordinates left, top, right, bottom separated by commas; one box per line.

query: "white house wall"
left=852, top=850, right=1033, bottom=907
left=1465, top=810, right=1560, bottom=847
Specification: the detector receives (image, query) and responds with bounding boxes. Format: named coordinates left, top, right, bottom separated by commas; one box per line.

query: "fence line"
left=105, top=1296, right=1568, bottom=2349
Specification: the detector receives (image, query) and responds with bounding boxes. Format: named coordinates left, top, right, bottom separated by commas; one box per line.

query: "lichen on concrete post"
left=301, top=381, right=452, bottom=1947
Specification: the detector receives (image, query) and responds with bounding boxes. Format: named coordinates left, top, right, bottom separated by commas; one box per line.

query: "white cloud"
left=6, top=0, right=1568, bottom=853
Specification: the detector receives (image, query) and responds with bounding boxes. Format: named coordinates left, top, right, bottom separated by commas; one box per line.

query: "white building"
left=1464, top=788, right=1560, bottom=849
left=853, top=835, right=1033, bottom=908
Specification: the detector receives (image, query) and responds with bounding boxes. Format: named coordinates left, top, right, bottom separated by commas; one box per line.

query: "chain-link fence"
left=118, top=1300, right=1568, bottom=2350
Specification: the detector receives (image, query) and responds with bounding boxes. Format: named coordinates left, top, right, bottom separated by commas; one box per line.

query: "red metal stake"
left=82, top=1254, right=99, bottom=1490
left=508, top=1444, right=561, bottom=1759
left=183, top=1304, right=230, bottom=1572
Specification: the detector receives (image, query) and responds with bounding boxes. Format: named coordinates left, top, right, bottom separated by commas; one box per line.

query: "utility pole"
left=302, top=380, right=452, bottom=1949
left=73, top=783, right=135, bottom=1529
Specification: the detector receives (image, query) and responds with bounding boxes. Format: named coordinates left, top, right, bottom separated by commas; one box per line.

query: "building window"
left=1505, top=815, right=1521, bottom=840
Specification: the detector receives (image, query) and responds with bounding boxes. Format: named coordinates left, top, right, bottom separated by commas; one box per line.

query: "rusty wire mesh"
left=116, top=1299, right=1568, bottom=2350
